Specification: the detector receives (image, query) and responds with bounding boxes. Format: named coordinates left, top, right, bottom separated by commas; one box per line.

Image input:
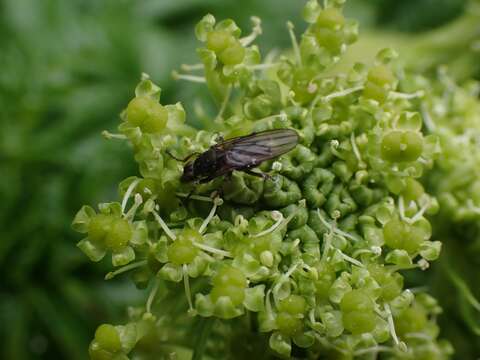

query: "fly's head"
left=180, top=161, right=195, bottom=182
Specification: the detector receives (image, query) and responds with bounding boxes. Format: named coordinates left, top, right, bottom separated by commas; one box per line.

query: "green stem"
left=192, top=318, right=215, bottom=360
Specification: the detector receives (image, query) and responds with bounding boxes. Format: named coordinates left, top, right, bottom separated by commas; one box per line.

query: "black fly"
left=170, top=129, right=299, bottom=184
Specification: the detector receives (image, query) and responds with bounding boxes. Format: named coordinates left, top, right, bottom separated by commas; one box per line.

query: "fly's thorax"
left=193, top=148, right=218, bottom=177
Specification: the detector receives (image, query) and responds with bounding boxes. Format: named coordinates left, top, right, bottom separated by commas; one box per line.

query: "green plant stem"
left=192, top=318, right=215, bottom=360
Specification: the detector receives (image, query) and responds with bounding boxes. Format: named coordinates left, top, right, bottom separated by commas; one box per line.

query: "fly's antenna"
left=165, top=150, right=199, bottom=162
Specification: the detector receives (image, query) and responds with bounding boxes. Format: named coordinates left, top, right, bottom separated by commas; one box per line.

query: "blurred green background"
left=1, top=0, right=476, bottom=359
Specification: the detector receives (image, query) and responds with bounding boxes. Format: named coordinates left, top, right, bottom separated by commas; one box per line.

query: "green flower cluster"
left=73, top=1, right=453, bottom=358
left=399, top=66, right=480, bottom=345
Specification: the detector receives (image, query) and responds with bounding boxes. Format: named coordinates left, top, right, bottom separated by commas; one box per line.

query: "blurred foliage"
left=0, top=0, right=478, bottom=359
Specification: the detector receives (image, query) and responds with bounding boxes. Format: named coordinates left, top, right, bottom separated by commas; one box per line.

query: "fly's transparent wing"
left=222, top=129, right=299, bottom=168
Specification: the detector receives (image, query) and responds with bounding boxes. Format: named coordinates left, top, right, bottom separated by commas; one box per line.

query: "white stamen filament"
left=354, top=346, right=395, bottom=356
left=152, top=210, right=177, bottom=240
left=384, top=303, right=407, bottom=351
left=240, top=16, right=262, bottom=47
left=273, top=262, right=299, bottom=296
left=265, top=288, right=273, bottom=316
left=172, top=71, right=206, bottom=83
left=175, top=193, right=214, bottom=203
left=324, top=86, right=364, bottom=102
left=421, top=103, right=436, bottom=132
left=389, top=90, right=425, bottom=100
left=340, top=252, right=365, bottom=268
left=192, top=242, right=232, bottom=258
left=404, top=332, right=433, bottom=341
left=180, top=63, right=204, bottom=72
left=125, top=193, right=143, bottom=220
left=316, top=209, right=361, bottom=242
left=398, top=196, right=407, bottom=221
left=253, top=211, right=284, bottom=238
left=102, top=130, right=127, bottom=140
left=199, top=197, right=223, bottom=234
left=121, top=179, right=141, bottom=214
left=407, top=202, right=430, bottom=224
left=247, top=63, right=280, bottom=71
left=330, top=139, right=346, bottom=160
left=105, top=260, right=147, bottom=280
left=352, top=246, right=382, bottom=258
left=255, top=112, right=289, bottom=128
left=146, top=279, right=160, bottom=314
left=215, top=86, right=232, bottom=122
left=350, top=132, right=365, bottom=168
left=183, top=264, right=194, bottom=313
left=287, top=21, right=302, bottom=66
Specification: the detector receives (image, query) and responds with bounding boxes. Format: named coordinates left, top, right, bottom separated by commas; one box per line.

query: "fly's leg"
left=244, top=169, right=272, bottom=180
left=166, top=150, right=200, bottom=162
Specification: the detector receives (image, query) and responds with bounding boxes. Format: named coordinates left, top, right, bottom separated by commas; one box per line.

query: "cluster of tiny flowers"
left=73, top=1, right=453, bottom=359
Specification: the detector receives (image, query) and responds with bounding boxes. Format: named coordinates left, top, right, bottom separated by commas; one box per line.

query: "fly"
left=168, top=129, right=299, bottom=184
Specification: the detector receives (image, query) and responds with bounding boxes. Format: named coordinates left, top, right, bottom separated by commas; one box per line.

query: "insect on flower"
left=169, top=129, right=299, bottom=184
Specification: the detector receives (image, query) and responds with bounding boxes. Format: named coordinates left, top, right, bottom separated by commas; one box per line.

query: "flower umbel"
left=72, top=1, right=453, bottom=359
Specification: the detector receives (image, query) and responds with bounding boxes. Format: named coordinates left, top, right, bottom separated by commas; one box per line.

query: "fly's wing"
left=221, top=129, right=299, bottom=168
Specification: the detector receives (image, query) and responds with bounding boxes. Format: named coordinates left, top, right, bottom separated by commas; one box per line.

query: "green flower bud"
left=342, top=311, right=376, bottom=335
left=244, top=95, right=273, bottom=119
left=105, top=218, right=132, bottom=251
left=88, top=214, right=113, bottom=245
left=367, top=65, right=395, bottom=87
left=278, top=294, right=307, bottom=314
left=402, top=178, right=425, bottom=203
left=243, top=285, right=266, bottom=312
left=72, top=205, right=96, bottom=233
left=280, top=202, right=309, bottom=230
left=325, top=184, right=357, bottom=218
left=381, top=130, right=423, bottom=163
left=211, top=285, right=245, bottom=306
left=89, top=343, right=113, bottom=360
left=263, top=176, right=302, bottom=208
left=314, top=28, right=344, bottom=54
left=340, top=289, right=374, bottom=313
left=280, top=145, right=316, bottom=181
left=223, top=171, right=264, bottom=204
left=363, top=81, right=388, bottom=103
left=395, top=306, right=428, bottom=336
left=94, top=324, right=122, bottom=353
left=213, top=265, right=247, bottom=288
left=321, top=310, right=344, bottom=337
left=276, top=312, right=303, bottom=336
left=386, top=250, right=412, bottom=270
left=316, top=7, right=345, bottom=30
left=303, top=168, right=335, bottom=207
left=218, top=40, right=246, bottom=65
left=291, top=68, right=317, bottom=104
left=269, top=332, right=291, bottom=357
left=167, top=238, right=199, bottom=265
left=314, top=264, right=336, bottom=301
left=368, top=265, right=403, bottom=301
left=126, top=96, right=168, bottom=133
left=383, top=218, right=425, bottom=253
left=206, top=29, right=234, bottom=52
left=420, top=240, right=442, bottom=261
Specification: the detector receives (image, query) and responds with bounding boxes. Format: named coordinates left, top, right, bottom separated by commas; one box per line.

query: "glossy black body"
left=180, top=128, right=299, bottom=183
